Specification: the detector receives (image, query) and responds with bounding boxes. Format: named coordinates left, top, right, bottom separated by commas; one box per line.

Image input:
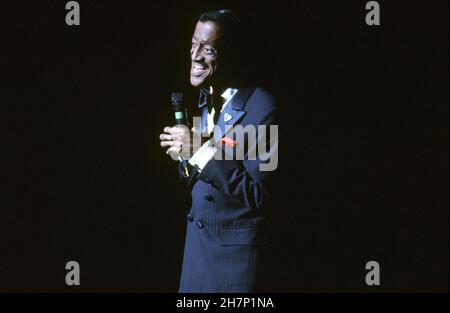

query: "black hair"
left=198, top=9, right=241, bottom=48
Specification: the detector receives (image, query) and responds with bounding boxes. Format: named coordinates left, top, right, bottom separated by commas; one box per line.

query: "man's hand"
left=159, top=125, right=201, bottom=161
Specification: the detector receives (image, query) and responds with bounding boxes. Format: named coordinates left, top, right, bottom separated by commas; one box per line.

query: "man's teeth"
left=193, top=64, right=205, bottom=70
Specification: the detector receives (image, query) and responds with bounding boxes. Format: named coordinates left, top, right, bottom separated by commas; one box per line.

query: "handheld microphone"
left=171, top=92, right=190, bottom=174
left=171, top=92, right=187, bottom=126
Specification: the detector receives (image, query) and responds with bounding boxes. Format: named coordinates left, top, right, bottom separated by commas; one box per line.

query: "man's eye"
left=191, top=42, right=198, bottom=48
left=203, top=47, right=216, bottom=56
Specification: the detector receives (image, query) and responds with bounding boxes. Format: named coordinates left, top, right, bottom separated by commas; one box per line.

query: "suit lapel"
left=213, top=87, right=255, bottom=143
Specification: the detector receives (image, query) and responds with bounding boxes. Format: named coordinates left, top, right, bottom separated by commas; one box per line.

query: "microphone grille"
left=171, top=92, right=183, bottom=105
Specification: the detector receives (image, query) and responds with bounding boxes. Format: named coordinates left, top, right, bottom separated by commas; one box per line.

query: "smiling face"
left=190, top=21, right=223, bottom=87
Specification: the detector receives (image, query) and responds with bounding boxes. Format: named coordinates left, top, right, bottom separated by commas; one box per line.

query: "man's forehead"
left=192, top=21, right=222, bottom=43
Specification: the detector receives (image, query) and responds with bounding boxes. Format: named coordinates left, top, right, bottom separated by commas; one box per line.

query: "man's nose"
left=191, top=46, right=203, bottom=61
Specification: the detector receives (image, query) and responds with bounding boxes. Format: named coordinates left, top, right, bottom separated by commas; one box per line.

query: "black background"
left=1, top=0, right=448, bottom=292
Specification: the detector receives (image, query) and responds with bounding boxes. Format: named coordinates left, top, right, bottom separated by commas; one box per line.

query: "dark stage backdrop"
left=1, top=0, right=448, bottom=292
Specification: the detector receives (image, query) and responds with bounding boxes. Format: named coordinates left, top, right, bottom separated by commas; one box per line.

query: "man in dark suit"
left=159, top=9, right=279, bottom=292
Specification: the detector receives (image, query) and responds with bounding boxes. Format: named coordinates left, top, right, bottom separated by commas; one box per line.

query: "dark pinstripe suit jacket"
left=178, top=86, right=278, bottom=293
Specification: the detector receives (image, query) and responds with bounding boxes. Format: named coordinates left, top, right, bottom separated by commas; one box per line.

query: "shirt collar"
left=221, top=88, right=238, bottom=102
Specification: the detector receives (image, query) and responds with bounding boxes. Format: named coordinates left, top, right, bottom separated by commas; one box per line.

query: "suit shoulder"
left=246, top=86, right=277, bottom=114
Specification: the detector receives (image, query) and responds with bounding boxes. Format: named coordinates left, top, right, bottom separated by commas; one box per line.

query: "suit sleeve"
left=197, top=108, right=279, bottom=209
